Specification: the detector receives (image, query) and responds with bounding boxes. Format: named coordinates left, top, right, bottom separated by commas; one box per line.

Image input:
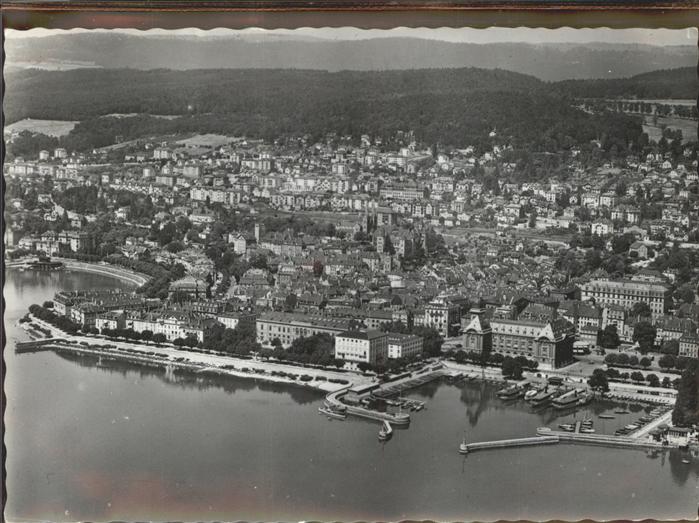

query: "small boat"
left=625, top=424, right=639, bottom=431
left=318, top=407, right=346, bottom=420
left=615, top=409, right=630, bottom=414
left=682, top=459, right=691, bottom=464
left=599, top=414, right=616, bottom=420
left=558, top=424, right=575, bottom=432
left=378, top=420, right=393, bottom=441
left=524, top=387, right=542, bottom=401
left=580, top=428, right=596, bottom=434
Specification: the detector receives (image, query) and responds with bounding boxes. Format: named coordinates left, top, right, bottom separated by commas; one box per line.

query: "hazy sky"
left=5, top=27, right=697, bottom=45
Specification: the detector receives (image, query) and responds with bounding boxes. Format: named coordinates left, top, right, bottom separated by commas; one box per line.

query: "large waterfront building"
left=334, top=329, right=388, bottom=365
left=256, top=312, right=352, bottom=348
left=580, top=279, right=672, bottom=317
left=491, top=316, right=574, bottom=368
left=462, top=307, right=574, bottom=369
left=127, top=311, right=206, bottom=343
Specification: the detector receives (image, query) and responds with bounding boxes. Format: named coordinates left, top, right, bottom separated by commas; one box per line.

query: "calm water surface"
left=4, top=269, right=699, bottom=521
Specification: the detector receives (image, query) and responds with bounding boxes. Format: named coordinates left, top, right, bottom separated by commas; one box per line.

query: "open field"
left=175, top=133, right=239, bottom=148
left=4, top=118, right=79, bottom=137
left=643, top=115, right=698, bottom=143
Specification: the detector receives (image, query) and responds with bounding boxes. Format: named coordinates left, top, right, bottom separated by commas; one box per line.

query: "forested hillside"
left=5, top=67, right=642, bottom=153
left=552, top=67, right=696, bottom=100
left=5, top=67, right=545, bottom=122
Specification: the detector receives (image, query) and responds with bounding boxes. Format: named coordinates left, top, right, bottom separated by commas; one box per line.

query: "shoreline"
left=19, top=315, right=370, bottom=394
left=54, top=258, right=150, bottom=286
left=46, top=342, right=331, bottom=396
left=7, top=258, right=150, bottom=287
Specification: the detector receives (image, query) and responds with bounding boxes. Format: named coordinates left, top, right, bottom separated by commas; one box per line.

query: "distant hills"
left=4, top=33, right=696, bottom=81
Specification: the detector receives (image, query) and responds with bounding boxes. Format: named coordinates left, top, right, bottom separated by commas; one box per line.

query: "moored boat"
left=577, top=391, right=594, bottom=406
left=497, top=384, right=524, bottom=400
left=318, top=407, right=346, bottom=420
left=552, top=389, right=580, bottom=410
left=530, top=388, right=556, bottom=408
left=599, top=414, right=616, bottom=419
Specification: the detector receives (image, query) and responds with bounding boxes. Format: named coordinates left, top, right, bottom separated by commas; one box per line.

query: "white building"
left=334, top=330, right=388, bottom=365
left=424, top=296, right=461, bottom=337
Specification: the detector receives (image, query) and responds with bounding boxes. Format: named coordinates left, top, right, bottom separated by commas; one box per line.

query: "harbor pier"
left=536, top=427, right=668, bottom=450
left=460, top=435, right=561, bottom=454
left=15, top=339, right=63, bottom=353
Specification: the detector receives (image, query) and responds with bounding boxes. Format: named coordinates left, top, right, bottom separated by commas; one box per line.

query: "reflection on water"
left=6, top=269, right=699, bottom=522
left=462, top=380, right=494, bottom=427
left=54, top=350, right=322, bottom=402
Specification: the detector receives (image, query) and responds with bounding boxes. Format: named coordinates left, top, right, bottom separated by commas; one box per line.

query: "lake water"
left=4, top=269, right=699, bottom=521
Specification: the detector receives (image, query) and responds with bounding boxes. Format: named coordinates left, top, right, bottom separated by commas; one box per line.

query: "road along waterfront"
left=5, top=268, right=699, bottom=522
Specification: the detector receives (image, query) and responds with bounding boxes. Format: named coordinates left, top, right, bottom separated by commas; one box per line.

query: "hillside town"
left=5, top=129, right=699, bottom=387
left=5, top=22, right=699, bottom=523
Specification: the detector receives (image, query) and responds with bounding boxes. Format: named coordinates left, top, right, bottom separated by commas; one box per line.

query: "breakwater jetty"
left=323, top=365, right=447, bottom=426
left=459, top=435, right=560, bottom=454
left=15, top=339, right=64, bottom=353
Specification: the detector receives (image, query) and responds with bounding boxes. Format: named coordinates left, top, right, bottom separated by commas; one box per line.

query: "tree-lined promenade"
left=21, top=310, right=372, bottom=393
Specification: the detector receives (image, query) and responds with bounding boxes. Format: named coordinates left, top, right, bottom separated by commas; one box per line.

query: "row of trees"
left=597, top=322, right=659, bottom=354
left=100, top=327, right=172, bottom=345
left=605, top=351, right=693, bottom=371
left=28, top=304, right=80, bottom=334
left=450, top=349, right=540, bottom=379
left=202, top=322, right=261, bottom=356
left=672, top=360, right=699, bottom=427
left=588, top=367, right=678, bottom=392
left=262, top=333, right=345, bottom=368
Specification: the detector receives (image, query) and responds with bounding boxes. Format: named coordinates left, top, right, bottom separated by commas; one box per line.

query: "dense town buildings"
left=5, top=124, right=699, bottom=373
